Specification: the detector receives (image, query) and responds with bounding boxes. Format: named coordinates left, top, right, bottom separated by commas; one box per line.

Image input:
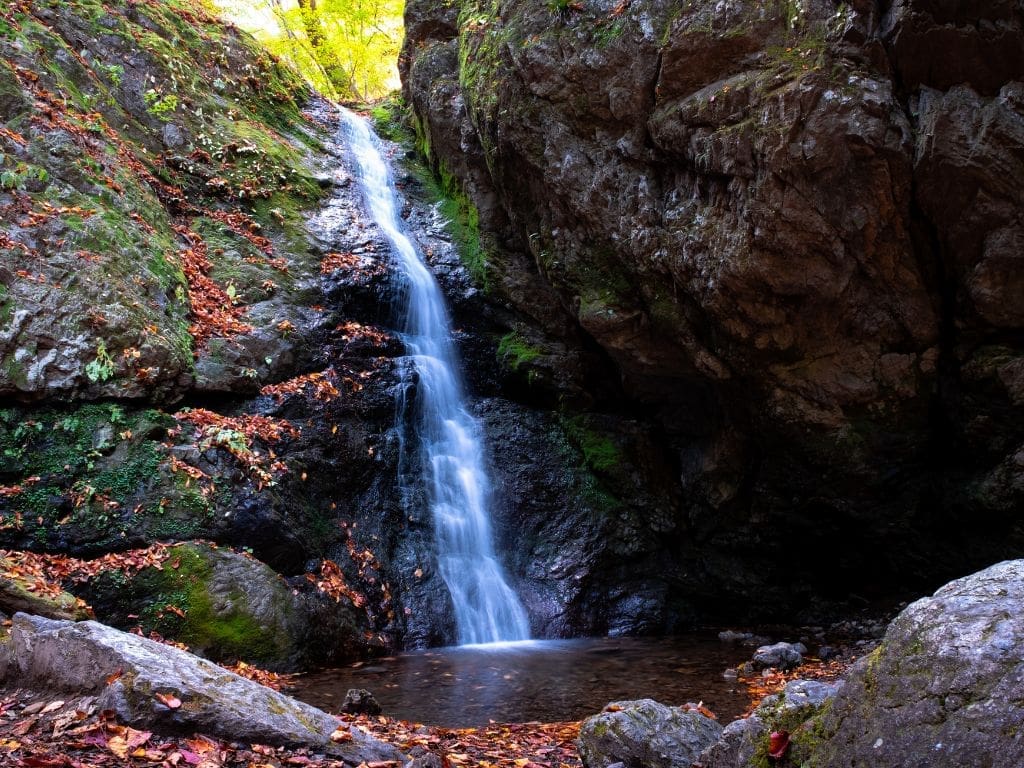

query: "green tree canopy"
left=213, top=0, right=404, bottom=101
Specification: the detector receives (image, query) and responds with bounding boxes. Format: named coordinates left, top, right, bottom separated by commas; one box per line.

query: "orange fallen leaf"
left=154, top=692, right=182, bottom=709
left=330, top=727, right=353, bottom=743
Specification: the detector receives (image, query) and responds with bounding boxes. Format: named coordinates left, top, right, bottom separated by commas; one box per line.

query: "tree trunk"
left=296, top=0, right=325, bottom=50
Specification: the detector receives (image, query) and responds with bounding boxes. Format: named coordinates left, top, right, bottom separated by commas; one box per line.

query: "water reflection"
left=289, top=635, right=752, bottom=727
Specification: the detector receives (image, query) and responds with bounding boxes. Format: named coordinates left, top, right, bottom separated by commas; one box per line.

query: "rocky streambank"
left=1, top=0, right=1021, bottom=677
left=1, top=559, right=1020, bottom=767
left=577, top=559, right=1024, bottom=768
left=0, top=0, right=732, bottom=662
left=0, top=0, right=420, bottom=669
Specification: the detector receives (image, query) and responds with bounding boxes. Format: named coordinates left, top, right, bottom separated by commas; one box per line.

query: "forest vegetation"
left=214, top=0, right=404, bottom=101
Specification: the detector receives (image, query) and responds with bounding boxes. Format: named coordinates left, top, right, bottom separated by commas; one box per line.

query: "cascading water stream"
left=339, top=108, right=530, bottom=645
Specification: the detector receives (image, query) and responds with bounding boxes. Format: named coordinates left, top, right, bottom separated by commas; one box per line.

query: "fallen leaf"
left=768, top=729, right=790, bottom=759
left=105, top=669, right=124, bottom=685
left=108, top=734, right=130, bottom=759
left=330, top=727, right=353, bottom=743
left=154, top=692, right=182, bottom=709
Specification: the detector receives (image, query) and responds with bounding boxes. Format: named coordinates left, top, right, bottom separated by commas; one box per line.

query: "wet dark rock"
left=475, top=399, right=682, bottom=638
left=342, top=688, right=382, bottom=716
left=5, top=613, right=404, bottom=762
left=806, top=560, right=1024, bottom=768
left=717, top=631, right=770, bottom=647
left=401, top=0, right=1024, bottom=623
left=577, top=699, right=723, bottom=768
left=751, top=642, right=806, bottom=671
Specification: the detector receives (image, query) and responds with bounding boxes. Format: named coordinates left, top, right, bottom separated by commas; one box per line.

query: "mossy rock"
left=0, top=404, right=219, bottom=553
left=0, top=562, right=92, bottom=621
left=80, top=542, right=302, bottom=669
left=0, top=58, right=29, bottom=117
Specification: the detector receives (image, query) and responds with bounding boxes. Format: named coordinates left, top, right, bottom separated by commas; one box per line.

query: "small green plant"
left=497, top=332, right=543, bottom=371
left=144, top=89, right=179, bottom=121
left=594, top=19, right=625, bottom=48
left=85, top=340, right=115, bottom=383
left=100, top=63, right=124, bottom=87
left=0, top=163, right=48, bottom=191
left=547, top=0, right=574, bottom=12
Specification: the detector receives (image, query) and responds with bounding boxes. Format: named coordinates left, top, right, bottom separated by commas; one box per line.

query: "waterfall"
left=339, top=108, right=530, bottom=645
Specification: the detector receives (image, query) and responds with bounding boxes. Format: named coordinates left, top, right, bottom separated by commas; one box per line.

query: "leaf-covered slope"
left=0, top=0, right=326, bottom=401
left=0, top=1, right=408, bottom=670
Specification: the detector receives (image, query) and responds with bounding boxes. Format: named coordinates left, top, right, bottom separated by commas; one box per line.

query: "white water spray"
left=339, top=108, right=530, bottom=645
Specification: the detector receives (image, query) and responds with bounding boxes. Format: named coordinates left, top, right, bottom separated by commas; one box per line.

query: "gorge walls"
left=401, top=0, right=1024, bottom=624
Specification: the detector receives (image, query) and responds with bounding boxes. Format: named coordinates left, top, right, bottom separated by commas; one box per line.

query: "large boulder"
left=577, top=699, right=723, bottom=768
left=807, top=560, right=1024, bottom=767
left=5, top=613, right=405, bottom=762
left=699, top=679, right=841, bottom=768
left=77, top=542, right=371, bottom=671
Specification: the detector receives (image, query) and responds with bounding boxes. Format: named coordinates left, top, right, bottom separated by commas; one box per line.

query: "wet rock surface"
left=341, top=688, right=382, bottom=716
left=401, top=0, right=1024, bottom=622
left=750, top=642, right=806, bottom=672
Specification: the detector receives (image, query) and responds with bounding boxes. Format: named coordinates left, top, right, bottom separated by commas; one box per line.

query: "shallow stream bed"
left=288, top=634, right=753, bottom=727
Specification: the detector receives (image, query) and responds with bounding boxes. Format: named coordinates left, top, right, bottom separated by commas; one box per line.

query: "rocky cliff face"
left=0, top=0, right=418, bottom=667
left=402, top=0, right=1024, bottom=623
left=2, top=0, right=1021, bottom=659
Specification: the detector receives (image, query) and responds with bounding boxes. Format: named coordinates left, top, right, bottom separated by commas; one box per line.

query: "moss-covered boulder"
left=802, top=560, right=1024, bottom=768
left=0, top=559, right=91, bottom=621
left=0, top=403, right=228, bottom=555
left=0, top=0, right=328, bottom=401
left=77, top=542, right=371, bottom=671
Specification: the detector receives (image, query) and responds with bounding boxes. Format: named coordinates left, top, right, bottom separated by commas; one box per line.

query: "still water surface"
left=288, top=634, right=752, bottom=727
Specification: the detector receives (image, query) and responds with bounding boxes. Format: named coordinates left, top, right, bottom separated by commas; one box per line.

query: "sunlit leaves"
left=213, top=0, right=404, bottom=101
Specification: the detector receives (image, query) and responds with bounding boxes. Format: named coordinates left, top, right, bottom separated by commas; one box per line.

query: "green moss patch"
left=497, top=331, right=543, bottom=371
left=95, top=543, right=293, bottom=666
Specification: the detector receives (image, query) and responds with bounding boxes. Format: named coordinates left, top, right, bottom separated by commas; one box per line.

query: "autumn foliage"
left=174, top=226, right=253, bottom=348
left=261, top=369, right=341, bottom=403
left=172, top=409, right=298, bottom=489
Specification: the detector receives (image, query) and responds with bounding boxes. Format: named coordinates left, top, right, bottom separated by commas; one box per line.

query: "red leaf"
left=768, top=730, right=790, bottom=759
